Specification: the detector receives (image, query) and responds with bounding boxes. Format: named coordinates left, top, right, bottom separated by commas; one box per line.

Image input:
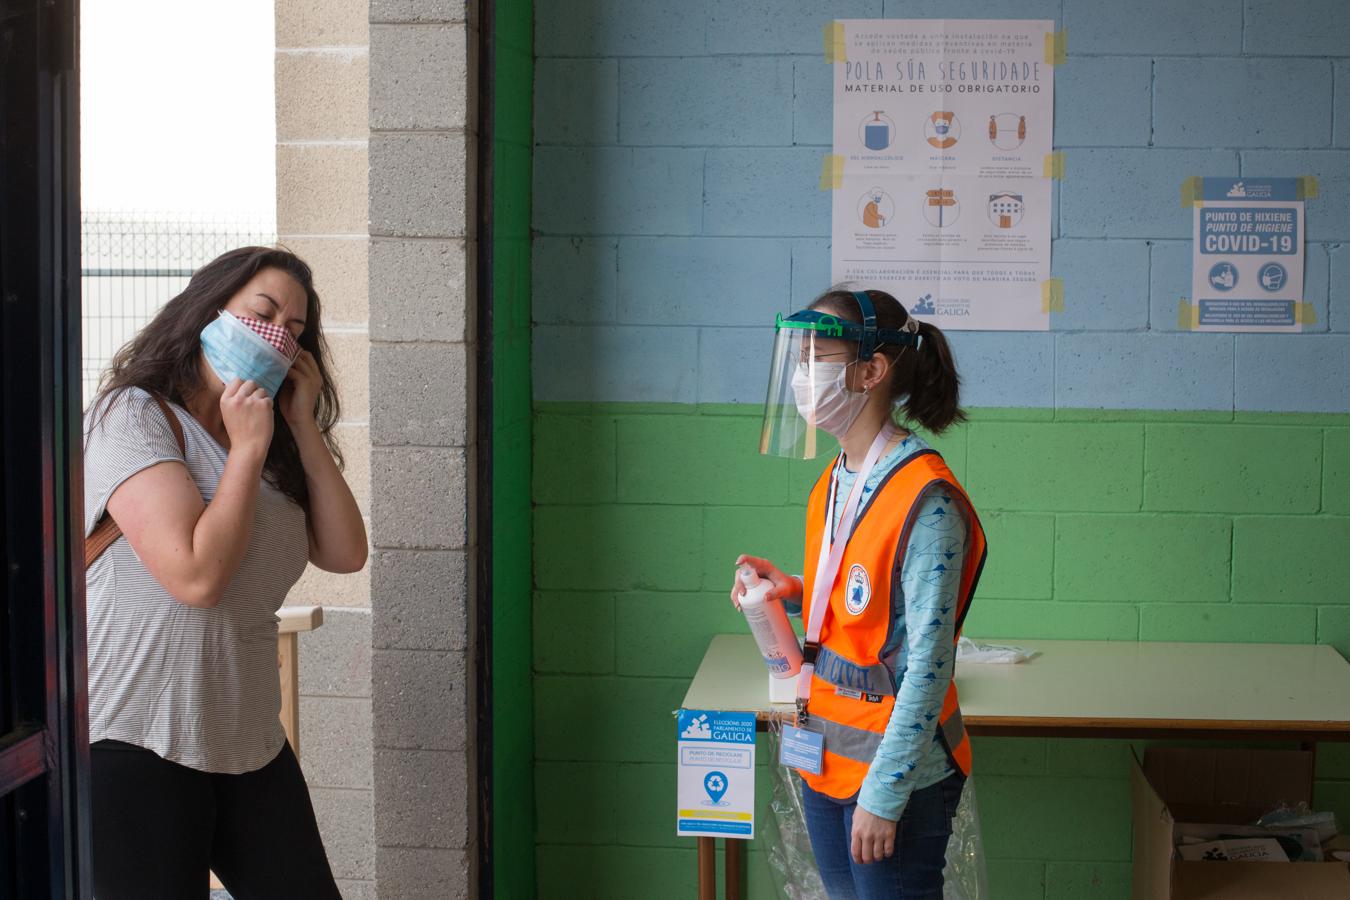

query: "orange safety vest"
left=797, top=448, right=987, bottom=800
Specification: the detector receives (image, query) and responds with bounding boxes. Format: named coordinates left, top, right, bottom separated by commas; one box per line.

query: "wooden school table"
left=679, top=634, right=1350, bottom=900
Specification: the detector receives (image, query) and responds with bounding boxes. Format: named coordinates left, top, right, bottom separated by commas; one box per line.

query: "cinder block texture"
left=533, top=147, right=703, bottom=236
left=1051, top=240, right=1149, bottom=331
left=370, top=0, right=468, bottom=24
left=704, top=148, right=830, bottom=237
left=277, top=144, right=369, bottom=235
left=280, top=237, right=369, bottom=327
left=532, top=326, right=698, bottom=403
left=276, top=50, right=369, bottom=141
left=619, top=58, right=792, bottom=147
left=1055, top=333, right=1234, bottom=410
left=1235, top=336, right=1350, bottom=412
left=298, top=608, right=372, bottom=698
left=289, top=556, right=371, bottom=608
left=325, top=331, right=371, bottom=423
left=277, top=0, right=369, bottom=47
left=299, top=696, right=374, bottom=789
left=370, top=132, right=471, bottom=237
left=311, top=787, right=375, bottom=880
left=372, top=649, right=468, bottom=750
left=333, top=422, right=372, bottom=510
left=1060, top=149, right=1238, bottom=240
left=369, top=238, right=468, bottom=341
left=370, top=24, right=468, bottom=131
left=375, top=848, right=471, bottom=900
left=372, top=748, right=471, bottom=848
left=532, top=238, right=618, bottom=325
left=946, top=332, right=1055, bottom=409
left=1065, top=0, right=1240, bottom=54
left=372, top=549, right=469, bottom=651
left=1054, top=57, right=1152, bottom=147
left=535, top=0, right=705, bottom=56
left=370, top=341, right=468, bottom=445
left=615, top=238, right=790, bottom=326
left=1153, top=59, right=1331, bottom=148
left=370, top=447, right=468, bottom=549
left=535, top=59, right=619, bottom=145
left=1244, top=0, right=1350, bottom=56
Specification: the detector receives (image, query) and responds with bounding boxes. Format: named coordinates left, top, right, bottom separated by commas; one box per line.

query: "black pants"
left=91, top=739, right=341, bottom=900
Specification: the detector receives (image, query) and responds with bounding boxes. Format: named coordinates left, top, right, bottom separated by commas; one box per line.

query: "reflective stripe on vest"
left=814, top=717, right=884, bottom=764
left=815, top=711, right=963, bottom=766
left=814, top=645, right=894, bottom=696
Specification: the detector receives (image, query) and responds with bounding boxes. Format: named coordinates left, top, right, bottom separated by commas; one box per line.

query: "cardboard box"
left=1132, top=747, right=1350, bottom=899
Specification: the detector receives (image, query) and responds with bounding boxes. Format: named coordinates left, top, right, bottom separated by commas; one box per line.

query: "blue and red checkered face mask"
left=200, top=310, right=302, bottom=398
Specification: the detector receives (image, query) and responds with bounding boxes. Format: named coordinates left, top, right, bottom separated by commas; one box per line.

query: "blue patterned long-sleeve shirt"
left=787, top=433, right=968, bottom=821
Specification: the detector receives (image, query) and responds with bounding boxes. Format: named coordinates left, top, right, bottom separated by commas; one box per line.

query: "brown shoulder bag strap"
left=84, top=394, right=187, bottom=569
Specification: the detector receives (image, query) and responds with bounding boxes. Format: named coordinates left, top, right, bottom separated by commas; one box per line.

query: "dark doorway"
left=0, top=0, right=92, bottom=897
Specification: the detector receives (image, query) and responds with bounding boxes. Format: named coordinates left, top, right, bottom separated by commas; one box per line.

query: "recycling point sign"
left=676, top=709, right=756, bottom=839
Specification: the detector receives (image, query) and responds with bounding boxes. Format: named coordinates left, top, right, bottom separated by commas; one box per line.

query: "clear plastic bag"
left=763, top=725, right=989, bottom=899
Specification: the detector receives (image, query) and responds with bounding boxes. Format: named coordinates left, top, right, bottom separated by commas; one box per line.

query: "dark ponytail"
left=903, top=319, right=966, bottom=434
left=809, top=287, right=966, bottom=434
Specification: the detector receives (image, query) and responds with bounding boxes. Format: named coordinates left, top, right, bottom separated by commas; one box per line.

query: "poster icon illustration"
left=704, top=771, right=728, bottom=804
left=988, top=192, right=1025, bottom=228
left=924, top=111, right=960, bottom=149
left=1259, top=262, right=1287, bottom=292
left=911, top=294, right=936, bottom=316
left=923, top=188, right=959, bottom=228
left=859, top=110, right=895, bottom=151
left=858, top=187, right=895, bottom=229
left=1208, top=262, right=1238, bottom=292
left=988, top=113, right=1027, bottom=150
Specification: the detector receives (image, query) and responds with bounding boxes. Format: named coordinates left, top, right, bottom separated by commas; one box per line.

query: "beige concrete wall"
left=275, top=1, right=377, bottom=897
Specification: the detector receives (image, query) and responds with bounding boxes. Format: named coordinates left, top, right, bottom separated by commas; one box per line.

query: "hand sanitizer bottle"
left=738, top=565, right=803, bottom=697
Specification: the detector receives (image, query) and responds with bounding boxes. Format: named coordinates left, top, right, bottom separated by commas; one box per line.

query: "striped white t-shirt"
left=83, top=388, right=309, bottom=774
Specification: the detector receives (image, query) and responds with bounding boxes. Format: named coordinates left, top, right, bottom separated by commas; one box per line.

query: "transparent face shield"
left=759, top=312, right=866, bottom=460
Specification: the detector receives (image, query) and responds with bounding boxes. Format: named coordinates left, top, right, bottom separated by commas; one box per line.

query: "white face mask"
left=790, top=361, right=869, bottom=440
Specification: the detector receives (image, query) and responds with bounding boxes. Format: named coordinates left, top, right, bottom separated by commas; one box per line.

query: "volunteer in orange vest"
left=732, top=288, right=986, bottom=899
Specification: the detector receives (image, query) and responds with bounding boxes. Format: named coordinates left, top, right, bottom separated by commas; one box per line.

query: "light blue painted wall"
left=533, top=0, right=1350, bottom=412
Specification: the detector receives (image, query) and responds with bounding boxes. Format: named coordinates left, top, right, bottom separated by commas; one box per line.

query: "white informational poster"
left=675, top=709, right=756, bottom=840
left=1190, top=177, right=1306, bottom=331
left=829, top=19, right=1057, bottom=330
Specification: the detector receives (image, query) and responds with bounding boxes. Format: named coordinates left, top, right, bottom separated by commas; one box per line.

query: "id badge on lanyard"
left=792, top=425, right=895, bottom=744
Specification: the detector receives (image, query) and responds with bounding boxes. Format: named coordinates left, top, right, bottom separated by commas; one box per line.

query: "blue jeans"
left=801, top=773, right=964, bottom=900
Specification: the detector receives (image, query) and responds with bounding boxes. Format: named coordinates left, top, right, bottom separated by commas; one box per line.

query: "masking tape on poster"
left=1181, top=176, right=1203, bottom=209
left=819, top=154, right=844, bottom=190
left=1295, top=302, right=1318, bottom=325
left=1043, top=152, right=1065, bottom=180
left=824, top=21, right=846, bottom=63
left=1177, top=298, right=1199, bottom=331
left=1041, top=278, right=1064, bottom=313
left=1297, top=176, right=1319, bottom=200
left=1044, top=30, right=1067, bottom=66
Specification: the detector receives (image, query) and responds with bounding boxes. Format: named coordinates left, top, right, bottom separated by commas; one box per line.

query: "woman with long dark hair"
left=83, top=247, right=366, bottom=899
left=734, top=287, right=986, bottom=899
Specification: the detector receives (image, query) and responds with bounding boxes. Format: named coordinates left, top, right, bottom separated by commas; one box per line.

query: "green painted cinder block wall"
left=531, top=402, right=1350, bottom=900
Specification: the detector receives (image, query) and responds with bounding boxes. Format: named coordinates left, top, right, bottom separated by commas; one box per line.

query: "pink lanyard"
left=796, top=424, right=896, bottom=715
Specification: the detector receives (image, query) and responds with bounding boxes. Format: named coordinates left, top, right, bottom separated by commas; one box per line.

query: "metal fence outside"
left=81, top=212, right=276, bottom=406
